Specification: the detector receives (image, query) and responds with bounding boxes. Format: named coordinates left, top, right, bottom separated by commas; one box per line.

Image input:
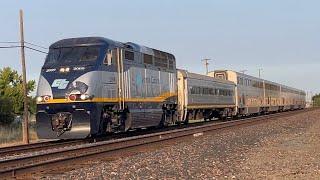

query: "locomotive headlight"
left=80, top=94, right=89, bottom=100
left=36, top=95, right=51, bottom=102
left=36, top=96, right=43, bottom=102
left=60, top=67, right=70, bottom=73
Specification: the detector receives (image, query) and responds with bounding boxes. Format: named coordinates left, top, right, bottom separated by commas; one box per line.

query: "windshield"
left=44, top=46, right=100, bottom=67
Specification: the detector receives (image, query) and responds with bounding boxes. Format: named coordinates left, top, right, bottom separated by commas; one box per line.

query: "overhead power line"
left=0, top=45, right=21, bottom=48
left=0, top=41, right=20, bottom=44
left=0, top=41, right=48, bottom=49
left=0, top=45, right=48, bottom=54
left=25, top=41, right=48, bottom=49
left=25, top=46, right=48, bottom=54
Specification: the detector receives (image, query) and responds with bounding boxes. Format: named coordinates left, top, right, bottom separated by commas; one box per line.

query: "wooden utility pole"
left=19, top=9, right=29, bottom=144
left=202, top=58, right=211, bottom=75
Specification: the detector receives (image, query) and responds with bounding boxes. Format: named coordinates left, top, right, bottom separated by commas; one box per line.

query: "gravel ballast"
left=38, top=109, right=320, bottom=179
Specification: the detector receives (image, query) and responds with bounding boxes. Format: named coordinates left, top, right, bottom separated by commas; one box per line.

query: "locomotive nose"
left=36, top=109, right=91, bottom=139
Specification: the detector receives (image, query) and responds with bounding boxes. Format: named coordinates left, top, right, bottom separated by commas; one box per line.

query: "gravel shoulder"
left=36, top=109, right=320, bottom=180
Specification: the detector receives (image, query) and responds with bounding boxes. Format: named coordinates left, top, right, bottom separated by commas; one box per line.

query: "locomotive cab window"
left=80, top=46, right=100, bottom=62
left=103, top=49, right=113, bottom=65
left=44, top=46, right=100, bottom=67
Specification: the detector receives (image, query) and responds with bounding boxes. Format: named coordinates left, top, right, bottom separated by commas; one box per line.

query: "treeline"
left=312, top=94, right=320, bottom=107
left=0, top=67, right=36, bottom=124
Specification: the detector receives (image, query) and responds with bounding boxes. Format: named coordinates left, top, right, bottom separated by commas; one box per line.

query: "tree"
left=0, top=67, right=36, bottom=124
left=0, top=97, right=14, bottom=124
left=312, top=94, right=320, bottom=107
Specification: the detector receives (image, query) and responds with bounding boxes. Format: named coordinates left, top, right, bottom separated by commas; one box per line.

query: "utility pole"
left=19, top=9, right=29, bottom=144
left=258, top=68, right=263, bottom=78
left=202, top=58, right=211, bottom=75
left=310, top=91, right=314, bottom=107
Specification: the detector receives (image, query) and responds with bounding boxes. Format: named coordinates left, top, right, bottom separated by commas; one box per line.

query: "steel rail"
left=0, top=139, right=85, bottom=157
left=0, top=108, right=315, bottom=178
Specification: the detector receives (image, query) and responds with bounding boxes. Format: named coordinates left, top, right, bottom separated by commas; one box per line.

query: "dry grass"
left=0, top=122, right=38, bottom=147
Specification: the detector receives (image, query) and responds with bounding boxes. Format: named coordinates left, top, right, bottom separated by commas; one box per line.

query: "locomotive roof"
left=49, top=37, right=121, bottom=48
left=49, top=37, right=175, bottom=59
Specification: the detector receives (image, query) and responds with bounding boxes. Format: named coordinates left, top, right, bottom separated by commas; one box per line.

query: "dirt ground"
left=238, top=112, right=320, bottom=179
left=36, top=109, right=320, bottom=179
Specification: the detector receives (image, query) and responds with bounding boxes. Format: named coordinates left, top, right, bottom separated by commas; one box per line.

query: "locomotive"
left=36, top=37, right=305, bottom=139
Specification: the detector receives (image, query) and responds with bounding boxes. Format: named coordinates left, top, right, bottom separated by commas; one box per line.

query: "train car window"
left=125, top=50, right=134, bottom=61
left=168, top=60, right=174, bottom=69
left=168, top=54, right=175, bottom=69
left=143, top=54, right=153, bottom=65
left=219, top=89, right=224, bottom=96
left=190, top=87, right=195, bottom=94
left=208, top=88, right=213, bottom=95
left=206, top=88, right=209, bottom=95
left=196, top=87, right=201, bottom=94
left=154, top=57, right=168, bottom=68
left=154, top=50, right=169, bottom=68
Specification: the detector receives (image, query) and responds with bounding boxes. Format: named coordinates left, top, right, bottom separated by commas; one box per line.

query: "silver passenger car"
left=177, top=69, right=236, bottom=121
left=211, top=70, right=306, bottom=115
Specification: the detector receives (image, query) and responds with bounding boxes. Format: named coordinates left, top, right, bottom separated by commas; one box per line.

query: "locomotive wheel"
left=100, top=109, right=113, bottom=134
left=105, top=120, right=112, bottom=133
left=158, top=113, right=166, bottom=128
left=159, top=111, right=172, bottom=127
left=118, top=111, right=132, bottom=132
left=184, top=112, right=189, bottom=125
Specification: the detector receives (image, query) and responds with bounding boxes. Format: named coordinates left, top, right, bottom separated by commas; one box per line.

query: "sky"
left=0, top=0, right=319, bottom=99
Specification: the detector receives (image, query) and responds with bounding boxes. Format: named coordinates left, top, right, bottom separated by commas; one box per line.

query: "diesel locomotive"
left=36, top=37, right=306, bottom=139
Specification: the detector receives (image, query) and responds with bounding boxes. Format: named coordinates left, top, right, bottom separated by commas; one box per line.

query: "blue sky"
left=0, top=0, right=319, bottom=98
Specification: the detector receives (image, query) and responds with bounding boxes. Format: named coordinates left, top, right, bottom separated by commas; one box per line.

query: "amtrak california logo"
left=51, top=79, right=69, bottom=89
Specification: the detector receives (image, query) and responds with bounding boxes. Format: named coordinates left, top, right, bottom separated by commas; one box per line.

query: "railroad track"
left=0, top=139, right=86, bottom=157
left=0, top=117, right=227, bottom=158
left=0, top=108, right=315, bottom=178
left=0, top=125, right=187, bottom=158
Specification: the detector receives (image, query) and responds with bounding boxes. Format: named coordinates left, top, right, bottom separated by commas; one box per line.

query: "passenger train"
left=36, top=37, right=306, bottom=139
